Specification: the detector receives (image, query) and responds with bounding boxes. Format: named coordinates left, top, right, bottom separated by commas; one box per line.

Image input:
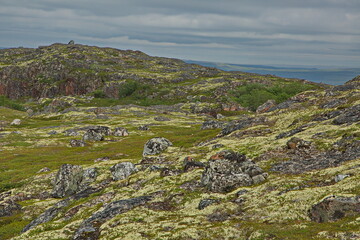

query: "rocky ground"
left=0, top=44, right=360, bottom=240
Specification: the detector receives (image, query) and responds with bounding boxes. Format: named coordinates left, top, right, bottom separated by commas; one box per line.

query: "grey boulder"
left=143, top=137, right=173, bottom=156
left=110, top=162, right=137, bottom=181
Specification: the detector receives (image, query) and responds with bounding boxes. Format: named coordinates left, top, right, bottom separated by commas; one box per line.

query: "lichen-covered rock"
left=201, top=120, right=225, bottom=130
left=138, top=125, right=149, bottom=130
left=0, top=200, right=21, bottom=217
left=10, top=119, right=21, bottom=125
left=333, top=104, right=360, bottom=125
left=110, top=162, right=137, bottom=181
left=198, top=199, right=219, bottom=210
left=73, top=195, right=153, bottom=240
left=309, top=196, right=360, bottom=223
left=183, top=157, right=205, bottom=172
left=201, top=150, right=267, bottom=193
left=112, top=127, right=129, bottom=136
left=143, top=137, right=173, bottom=156
left=52, top=164, right=91, bottom=198
left=82, top=126, right=110, bottom=141
left=70, top=139, right=86, bottom=147
left=256, top=99, right=276, bottom=113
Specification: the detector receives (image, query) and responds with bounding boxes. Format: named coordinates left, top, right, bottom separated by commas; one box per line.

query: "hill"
left=0, top=43, right=360, bottom=240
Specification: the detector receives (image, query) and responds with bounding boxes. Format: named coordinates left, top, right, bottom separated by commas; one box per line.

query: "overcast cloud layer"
left=1, top=0, right=360, bottom=67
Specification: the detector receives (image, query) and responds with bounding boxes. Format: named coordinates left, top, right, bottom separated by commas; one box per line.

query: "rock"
left=334, top=174, right=350, bottom=183
left=183, top=157, right=205, bottom=172
left=154, top=116, right=171, bottom=121
left=201, top=150, right=267, bottom=193
left=309, top=196, right=360, bottom=223
left=52, top=164, right=87, bottom=198
left=26, top=109, right=34, bottom=116
left=83, top=126, right=111, bottom=141
left=268, top=100, right=297, bottom=112
left=112, top=127, right=129, bottom=136
left=70, top=139, right=86, bottom=147
left=68, top=40, right=75, bottom=45
left=73, top=195, right=153, bottom=240
left=201, top=120, right=225, bottom=130
left=48, top=130, right=57, bottom=135
left=286, top=137, right=311, bottom=150
left=110, top=162, right=137, bottom=181
left=198, top=199, right=219, bottom=210
left=222, top=103, right=245, bottom=112
left=22, top=186, right=103, bottom=233
left=256, top=99, right=276, bottom=113
left=10, top=119, right=21, bottom=125
left=94, top=156, right=110, bottom=163
left=138, top=125, right=149, bottom=130
left=220, top=116, right=267, bottom=136
left=37, top=167, right=51, bottom=173
left=333, top=104, right=360, bottom=125
left=143, top=137, right=173, bottom=156
left=320, top=98, right=347, bottom=109
left=235, top=189, right=248, bottom=197
left=212, top=144, right=224, bottom=149
left=276, top=127, right=305, bottom=139
left=0, top=200, right=22, bottom=217
left=83, top=168, right=97, bottom=183
left=216, top=113, right=225, bottom=119
left=160, top=168, right=182, bottom=177
left=64, top=130, right=79, bottom=136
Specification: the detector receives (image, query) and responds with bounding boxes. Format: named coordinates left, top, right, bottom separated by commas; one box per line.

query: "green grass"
left=0, top=95, right=25, bottom=111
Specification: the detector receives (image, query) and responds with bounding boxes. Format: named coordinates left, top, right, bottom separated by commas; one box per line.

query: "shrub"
left=118, top=81, right=139, bottom=98
left=231, top=82, right=315, bottom=111
left=92, top=90, right=107, bottom=98
left=0, top=95, right=25, bottom=111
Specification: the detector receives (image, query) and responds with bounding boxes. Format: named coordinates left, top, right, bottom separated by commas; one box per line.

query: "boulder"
left=52, top=164, right=96, bottom=198
left=201, top=150, right=267, bottom=193
left=183, top=157, right=205, bottom=172
left=83, top=126, right=110, bottom=141
left=143, top=137, right=173, bottom=156
left=10, top=119, right=21, bottom=125
left=112, top=127, right=129, bottom=137
left=0, top=200, right=22, bottom=217
left=334, top=174, right=350, bottom=183
left=70, top=139, right=86, bottom=147
left=256, top=99, right=276, bottom=113
left=138, top=125, right=149, bottom=130
left=333, top=104, right=360, bottom=125
left=309, top=196, right=360, bottom=223
left=110, top=162, right=137, bottom=181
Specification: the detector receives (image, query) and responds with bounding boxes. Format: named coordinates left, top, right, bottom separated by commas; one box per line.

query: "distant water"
left=185, top=60, right=360, bottom=85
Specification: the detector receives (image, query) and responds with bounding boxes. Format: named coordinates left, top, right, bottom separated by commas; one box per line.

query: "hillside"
left=0, top=43, right=360, bottom=240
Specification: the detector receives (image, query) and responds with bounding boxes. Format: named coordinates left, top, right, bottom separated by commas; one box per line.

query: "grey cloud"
left=0, top=0, right=359, bottom=67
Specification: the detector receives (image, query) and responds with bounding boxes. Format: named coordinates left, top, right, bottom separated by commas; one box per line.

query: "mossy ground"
left=1, top=87, right=360, bottom=239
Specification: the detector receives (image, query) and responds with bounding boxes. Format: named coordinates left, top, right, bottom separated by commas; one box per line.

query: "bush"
left=92, top=90, right=107, bottom=98
left=231, top=82, right=315, bottom=111
left=0, top=95, right=25, bottom=111
left=118, top=81, right=139, bottom=98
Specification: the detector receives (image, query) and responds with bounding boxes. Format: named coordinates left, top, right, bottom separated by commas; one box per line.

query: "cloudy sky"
left=1, top=0, right=360, bottom=67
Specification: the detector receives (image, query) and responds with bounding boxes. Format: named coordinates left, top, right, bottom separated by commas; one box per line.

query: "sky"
left=1, top=0, right=360, bottom=68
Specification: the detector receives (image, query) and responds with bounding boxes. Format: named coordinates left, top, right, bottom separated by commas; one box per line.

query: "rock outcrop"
left=201, top=150, right=267, bottom=193
left=82, top=126, right=110, bottom=141
left=309, top=196, right=360, bottom=223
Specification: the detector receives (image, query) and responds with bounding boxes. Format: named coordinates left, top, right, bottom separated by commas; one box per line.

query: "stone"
left=48, top=130, right=57, bottom=135
left=73, top=196, right=153, bottom=240
left=309, top=196, right=360, bottom=223
left=216, top=113, right=225, bottom=119
left=212, top=144, right=224, bottom=149
left=65, top=130, right=79, bottom=136
left=70, top=139, right=86, bottom=147
left=10, top=119, right=21, bottom=125
left=94, top=156, right=110, bottom=163
left=154, top=116, right=171, bottom=121
left=110, top=162, right=137, bottom=181
left=256, top=99, right=276, bottom=113
left=276, top=127, right=305, bottom=139
left=52, top=164, right=85, bottom=198
left=201, top=150, right=267, bottom=193
left=37, top=167, right=51, bottom=173
left=112, top=127, right=129, bottom=136
left=201, top=120, right=225, bottom=130
left=143, top=137, right=173, bottom=156
left=68, top=40, right=75, bottom=45
left=138, top=125, right=149, bottom=130
left=183, top=156, right=205, bottom=172
left=334, top=174, right=350, bottom=183
left=333, top=104, right=360, bottom=125
left=286, top=137, right=311, bottom=150
left=83, top=126, right=111, bottom=141
left=0, top=200, right=22, bottom=217
left=160, top=168, right=182, bottom=177
left=198, top=199, right=219, bottom=210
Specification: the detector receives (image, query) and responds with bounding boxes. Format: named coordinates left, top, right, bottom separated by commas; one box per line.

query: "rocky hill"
left=0, top=43, right=360, bottom=240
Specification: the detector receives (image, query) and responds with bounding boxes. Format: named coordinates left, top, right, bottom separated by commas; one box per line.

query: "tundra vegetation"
left=0, top=43, right=360, bottom=240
